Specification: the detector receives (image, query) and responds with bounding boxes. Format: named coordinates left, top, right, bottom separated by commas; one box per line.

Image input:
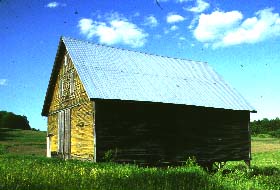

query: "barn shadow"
left=250, top=165, right=280, bottom=176
left=221, top=164, right=280, bottom=177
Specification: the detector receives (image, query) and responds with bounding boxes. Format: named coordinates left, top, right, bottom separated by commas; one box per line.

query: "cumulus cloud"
left=143, top=15, right=158, bottom=27
left=193, top=8, right=280, bottom=48
left=0, top=79, right=7, bottom=86
left=46, top=2, right=65, bottom=8
left=186, top=0, right=209, bottom=13
left=179, top=36, right=186, bottom=41
left=194, top=10, right=243, bottom=42
left=188, top=15, right=200, bottom=29
left=170, top=25, right=179, bottom=31
left=166, top=13, right=185, bottom=23
left=78, top=14, right=148, bottom=48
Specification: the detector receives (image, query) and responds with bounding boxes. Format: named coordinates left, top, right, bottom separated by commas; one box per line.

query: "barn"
left=42, top=36, right=256, bottom=166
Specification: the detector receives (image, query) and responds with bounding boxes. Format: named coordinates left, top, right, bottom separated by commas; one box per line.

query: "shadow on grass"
left=250, top=166, right=280, bottom=176
left=221, top=164, right=280, bottom=177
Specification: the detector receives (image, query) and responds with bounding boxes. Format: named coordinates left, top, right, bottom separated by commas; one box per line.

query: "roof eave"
left=91, top=98, right=256, bottom=112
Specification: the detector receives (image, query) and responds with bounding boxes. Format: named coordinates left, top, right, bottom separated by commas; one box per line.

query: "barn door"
left=58, top=109, right=71, bottom=159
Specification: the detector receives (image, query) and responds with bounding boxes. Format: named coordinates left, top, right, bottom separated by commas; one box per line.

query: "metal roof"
left=42, top=36, right=256, bottom=115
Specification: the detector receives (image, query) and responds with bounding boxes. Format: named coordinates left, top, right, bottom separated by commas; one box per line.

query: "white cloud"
left=187, top=0, right=209, bottom=13
left=166, top=13, right=185, bottom=23
left=0, top=79, right=7, bottom=86
left=143, top=15, right=158, bottom=27
left=46, top=2, right=58, bottom=8
left=179, top=36, right=186, bottom=40
left=164, top=28, right=170, bottom=34
left=188, top=16, right=199, bottom=29
left=45, top=2, right=66, bottom=8
left=193, top=8, right=280, bottom=48
left=194, top=10, right=242, bottom=42
left=78, top=15, right=148, bottom=48
left=46, top=1, right=66, bottom=8
left=222, top=8, right=280, bottom=46
left=170, top=25, right=178, bottom=31
left=79, top=19, right=93, bottom=34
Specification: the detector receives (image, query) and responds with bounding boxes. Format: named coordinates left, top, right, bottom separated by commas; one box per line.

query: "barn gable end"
left=44, top=42, right=95, bottom=160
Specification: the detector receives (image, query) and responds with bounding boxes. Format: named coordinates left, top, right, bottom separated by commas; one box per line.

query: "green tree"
left=251, top=117, right=280, bottom=137
left=0, top=111, right=31, bottom=130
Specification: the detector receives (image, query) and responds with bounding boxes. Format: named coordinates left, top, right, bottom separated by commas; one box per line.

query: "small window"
left=64, top=54, right=68, bottom=66
left=64, top=54, right=68, bottom=74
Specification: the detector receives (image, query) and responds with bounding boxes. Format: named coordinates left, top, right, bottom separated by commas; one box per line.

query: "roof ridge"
left=61, top=36, right=207, bottom=64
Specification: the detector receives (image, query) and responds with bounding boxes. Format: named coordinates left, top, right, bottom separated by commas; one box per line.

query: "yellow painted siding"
left=47, top=52, right=95, bottom=160
left=71, top=101, right=94, bottom=159
left=48, top=114, right=58, bottom=152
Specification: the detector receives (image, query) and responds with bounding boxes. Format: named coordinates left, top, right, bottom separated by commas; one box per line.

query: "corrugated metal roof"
left=62, top=36, right=255, bottom=112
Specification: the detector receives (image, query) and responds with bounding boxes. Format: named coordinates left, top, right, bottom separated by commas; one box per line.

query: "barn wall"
left=47, top=51, right=94, bottom=159
left=47, top=113, right=58, bottom=151
left=71, top=101, right=94, bottom=159
left=95, top=100, right=250, bottom=164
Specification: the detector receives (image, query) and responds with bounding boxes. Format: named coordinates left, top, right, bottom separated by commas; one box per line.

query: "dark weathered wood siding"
left=95, top=100, right=250, bottom=164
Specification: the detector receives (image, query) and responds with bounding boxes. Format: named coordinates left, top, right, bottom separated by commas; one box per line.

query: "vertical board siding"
left=95, top=100, right=250, bottom=165
left=47, top=51, right=94, bottom=159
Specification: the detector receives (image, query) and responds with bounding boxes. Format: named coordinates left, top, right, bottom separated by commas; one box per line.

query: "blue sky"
left=0, top=0, right=280, bottom=130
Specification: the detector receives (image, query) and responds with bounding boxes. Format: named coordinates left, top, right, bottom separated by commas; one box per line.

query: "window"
left=64, top=54, right=68, bottom=74
left=64, top=54, right=68, bottom=66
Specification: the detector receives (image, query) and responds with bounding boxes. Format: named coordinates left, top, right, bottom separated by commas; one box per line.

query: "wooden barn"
left=42, top=36, right=256, bottom=166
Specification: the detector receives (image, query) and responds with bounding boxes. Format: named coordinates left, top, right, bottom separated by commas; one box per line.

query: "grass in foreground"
left=0, top=155, right=225, bottom=190
left=1, top=151, right=280, bottom=190
left=0, top=129, right=280, bottom=190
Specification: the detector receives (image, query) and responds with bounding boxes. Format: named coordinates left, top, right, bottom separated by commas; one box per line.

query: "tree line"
left=251, top=117, right=280, bottom=137
left=0, top=111, right=31, bottom=130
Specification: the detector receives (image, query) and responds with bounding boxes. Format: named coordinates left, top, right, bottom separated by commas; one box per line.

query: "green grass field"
left=0, top=128, right=46, bottom=156
left=0, top=128, right=280, bottom=190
